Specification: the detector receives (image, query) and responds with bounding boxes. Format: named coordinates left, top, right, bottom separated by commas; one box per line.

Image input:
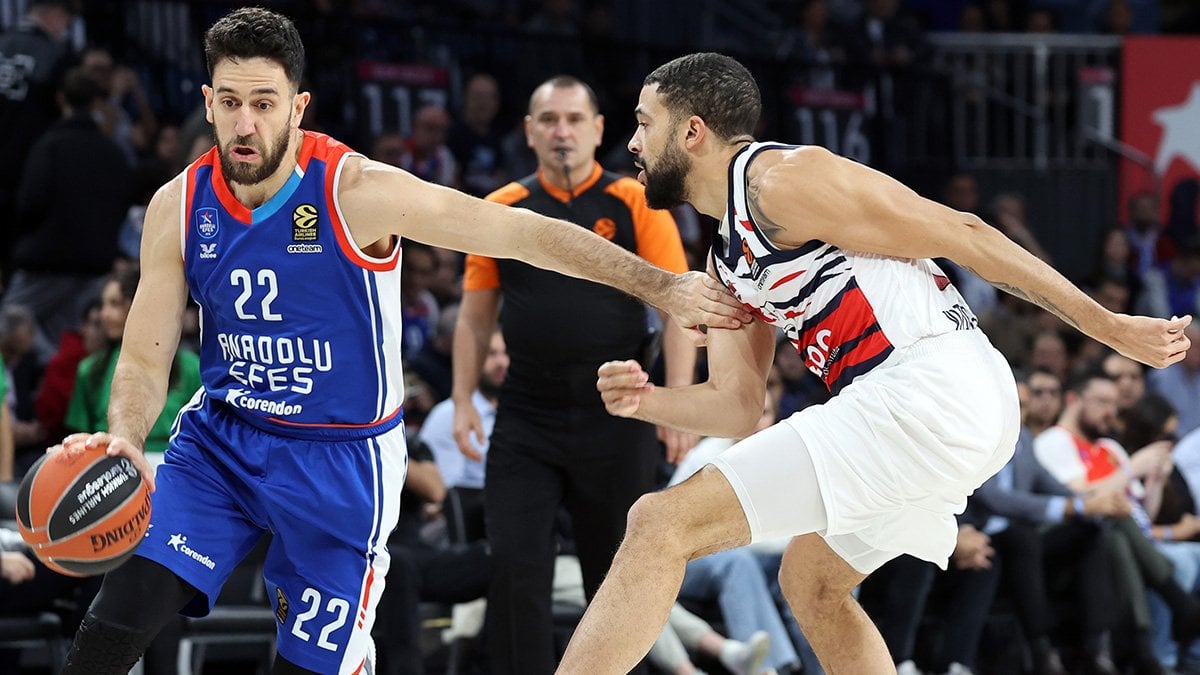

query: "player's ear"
left=684, top=115, right=707, bottom=150
left=201, top=84, right=214, bottom=124
left=292, top=91, right=310, bottom=128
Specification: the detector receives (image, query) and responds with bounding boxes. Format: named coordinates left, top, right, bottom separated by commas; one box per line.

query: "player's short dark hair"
left=643, top=53, right=761, bottom=141
left=529, top=75, right=600, bottom=115
left=204, top=7, right=305, bottom=89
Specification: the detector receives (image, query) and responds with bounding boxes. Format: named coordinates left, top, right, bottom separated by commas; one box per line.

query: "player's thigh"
left=704, top=419, right=829, bottom=545
left=778, top=534, right=870, bottom=608
left=134, top=425, right=267, bottom=616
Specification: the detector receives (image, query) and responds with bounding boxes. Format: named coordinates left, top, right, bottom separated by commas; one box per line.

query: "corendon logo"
left=805, top=329, right=837, bottom=379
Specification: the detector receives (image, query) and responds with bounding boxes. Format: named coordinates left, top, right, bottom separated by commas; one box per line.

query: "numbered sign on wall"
left=356, top=61, right=449, bottom=141
left=787, top=87, right=872, bottom=165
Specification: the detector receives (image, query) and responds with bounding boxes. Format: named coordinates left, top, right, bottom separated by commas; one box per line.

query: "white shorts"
left=711, top=330, right=1019, bottom=573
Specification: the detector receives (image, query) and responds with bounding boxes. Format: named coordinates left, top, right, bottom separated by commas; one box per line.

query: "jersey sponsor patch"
left=196, top=207, right=220, bottom=239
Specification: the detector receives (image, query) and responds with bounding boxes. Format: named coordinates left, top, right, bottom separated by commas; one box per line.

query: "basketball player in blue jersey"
left=54, top=11, right=749, bottom=675
left=557, top=53, right=1195, bottom=674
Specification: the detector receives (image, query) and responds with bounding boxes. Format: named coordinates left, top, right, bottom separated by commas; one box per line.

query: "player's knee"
left=62, top=611, right=157, bottom=674
left=625, top=492, right=687, bottom=553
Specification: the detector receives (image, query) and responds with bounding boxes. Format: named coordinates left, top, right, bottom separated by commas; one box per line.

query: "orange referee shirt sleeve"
left=605, top=177, right=688, bottom=274
left=462, top=182, right=530, bottom=292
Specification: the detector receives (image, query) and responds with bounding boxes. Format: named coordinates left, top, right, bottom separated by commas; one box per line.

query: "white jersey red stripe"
left=713, top=142, right=979, bottom=394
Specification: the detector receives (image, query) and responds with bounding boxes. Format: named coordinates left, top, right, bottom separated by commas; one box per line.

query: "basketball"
left=15, top=442, right=152, bottom=577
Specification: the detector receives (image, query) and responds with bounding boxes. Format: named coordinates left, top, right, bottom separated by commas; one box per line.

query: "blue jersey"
left=181, top=131, right=404, bottom=440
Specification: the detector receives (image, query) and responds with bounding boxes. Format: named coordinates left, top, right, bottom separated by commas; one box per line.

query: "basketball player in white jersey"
left=557, top=52, right=1192, bottom=674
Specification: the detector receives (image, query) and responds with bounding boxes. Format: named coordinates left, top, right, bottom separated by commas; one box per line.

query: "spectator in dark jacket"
left=3, top=66, right=129, bottom=360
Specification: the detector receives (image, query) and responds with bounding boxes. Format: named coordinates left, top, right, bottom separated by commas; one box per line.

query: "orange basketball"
left=15, top=442, right=152, bottom=577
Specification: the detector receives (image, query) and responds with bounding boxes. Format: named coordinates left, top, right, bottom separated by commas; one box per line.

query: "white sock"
left=719, top=631, right=770, bottom=675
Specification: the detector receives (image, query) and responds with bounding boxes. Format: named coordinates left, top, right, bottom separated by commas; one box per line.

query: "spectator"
left=80, top=46, right=158, bottom=164
left=429, top=247, right=464, bottom=308
left=0, top=0, right=77, bottom=273
left=0, top=304, right=46, bottom=472
left=987, top=192, right=1053, bottom=264
left=408, top=304, right=459, bottom=404
left=373, top=439, right=489, bottom=675
left=448, top=73, right=509, bottom=197
left=1023, top=368, right=1064, bottom=438
left=772, top=0, right=846, bottom=90
left=1034, top=368, right=1200, bottom=673
left=965, top=369, right=1128, bottom=675
left=1103, top=352, right=1148, bottom=414
left=29, top=299, right=102, bottom=478
left=5, top=66, right=130, bottom=361
left=774, top=336, right=828, bottom=420
left=1147, top=324, right=1200, bottom=438
left=0, top=520, right=100, bottom=673
left=1029, top=330, right=1069, bottom=383
left=1125, top=191, right=1173, bottom=277
left=400, top=242, right=441, bottom=358
left=937, top=173, right=996, bottom=315
left=1119, top=394, right=1200, bottom=672
left=1137, top=236, right=1200, bottom=320
left=845, top=0, right=927, bottom=69
left=860, top=525, right=999, bottom=675
left=64, top=265, right=200, bottom=466
left=399, top=104, right=459, bottom=188
left=421, top=326, right=507, bottom=490
left=648, top=606, right=771, bottom=675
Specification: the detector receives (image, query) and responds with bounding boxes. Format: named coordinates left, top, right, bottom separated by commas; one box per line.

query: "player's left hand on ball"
left=597, top=360, right=653, bottom=418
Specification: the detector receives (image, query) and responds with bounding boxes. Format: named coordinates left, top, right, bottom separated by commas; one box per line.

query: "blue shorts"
left=136, top=393, right=407, bottom=674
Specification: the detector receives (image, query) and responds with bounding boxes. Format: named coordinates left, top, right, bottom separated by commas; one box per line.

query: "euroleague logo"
left=289, top=203, right=323, bottom=253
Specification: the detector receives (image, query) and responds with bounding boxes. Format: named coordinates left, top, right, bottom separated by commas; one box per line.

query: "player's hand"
left=657, top=426, right=699, bottom=464
left=0, top=551, right=35, bottom=584
left=53, top=432, right=156, bottom=493
left=597, top=360, right=653, bottom=418
left=452, top=403, right=485, bottom=461
left=1106, top=314, right=1191, bottom=369
left=667, top=272, right=752, bottom=341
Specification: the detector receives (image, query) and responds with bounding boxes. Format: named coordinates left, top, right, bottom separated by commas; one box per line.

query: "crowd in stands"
left=1, top=0, right=1199, bottom=674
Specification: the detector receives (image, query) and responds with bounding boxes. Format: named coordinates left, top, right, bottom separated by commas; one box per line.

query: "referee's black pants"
left=484, top=404, right=659, bottom=675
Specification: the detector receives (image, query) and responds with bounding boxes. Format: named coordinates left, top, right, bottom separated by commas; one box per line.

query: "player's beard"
left=216, top=124, right=292, bottom=185
left=643, top=137, right=692, bottom=210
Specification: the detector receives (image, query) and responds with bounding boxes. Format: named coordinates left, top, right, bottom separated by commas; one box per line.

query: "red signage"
left=1120, top=37, right=1200, bottom=223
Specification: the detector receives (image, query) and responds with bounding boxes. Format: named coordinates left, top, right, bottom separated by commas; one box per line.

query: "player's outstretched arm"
left=597, top=316, right=775, bottom=439
left=87, top=177, right=189, bottom=490
left=749, top=146, right=1192, bottom=368
left=337, top=157, right=751, bottom=333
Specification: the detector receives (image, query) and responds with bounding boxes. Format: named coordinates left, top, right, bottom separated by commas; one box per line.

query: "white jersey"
left=712, top=142, right=980, bottom=394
